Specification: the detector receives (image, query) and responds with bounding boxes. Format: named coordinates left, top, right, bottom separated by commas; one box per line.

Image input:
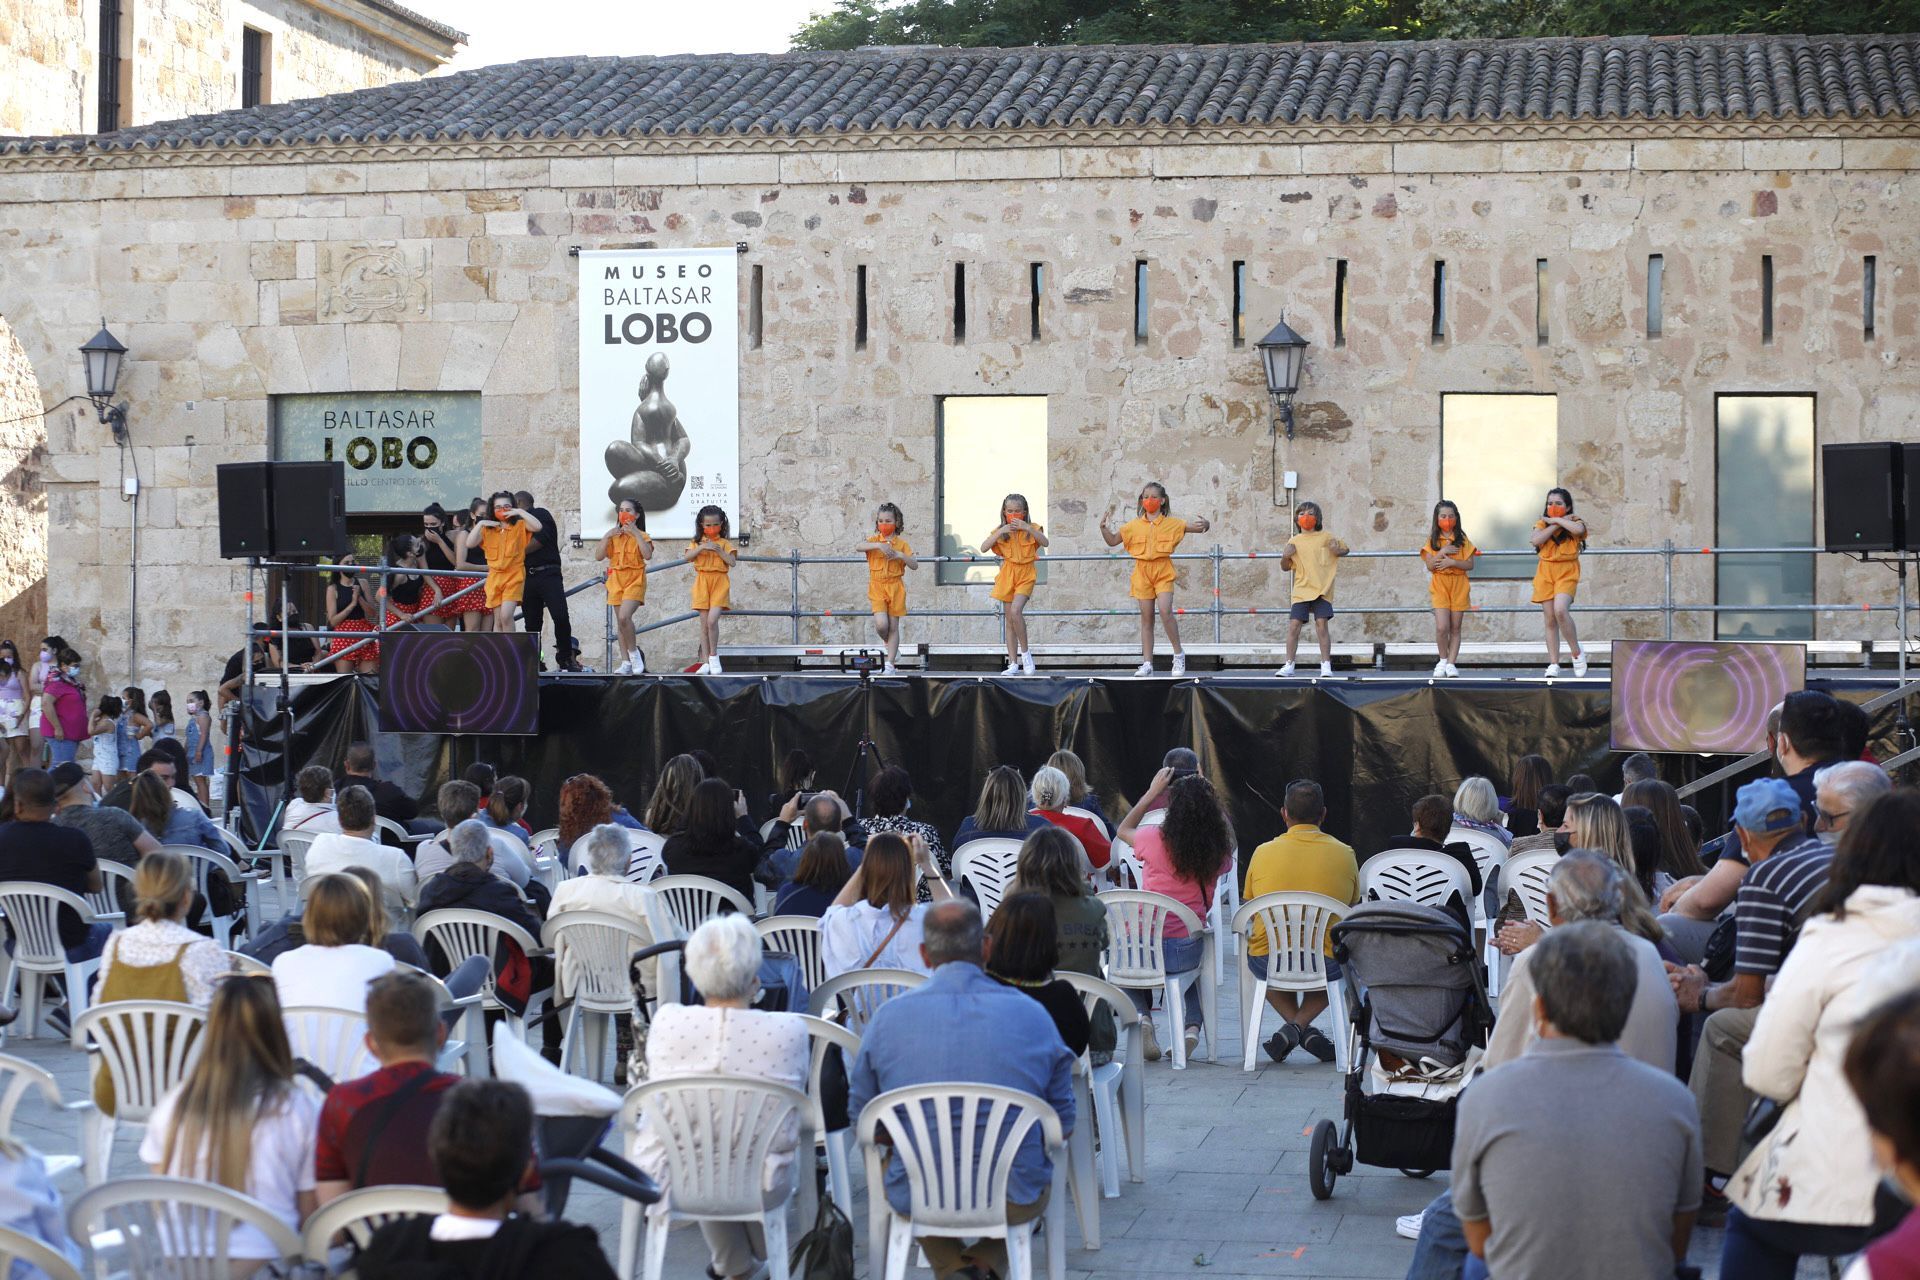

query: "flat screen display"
left=379, top=631, right=538, bottom=736
left=1610, top=639, right=1804, bottom=755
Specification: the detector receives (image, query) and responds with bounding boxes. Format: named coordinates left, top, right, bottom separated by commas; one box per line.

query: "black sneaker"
left=1298, top=1026, right=1337, bottom=1063
left=1697, top=1180, right=1730, bottom=1226
left=1263, top=1023, right=1301, bottom=1062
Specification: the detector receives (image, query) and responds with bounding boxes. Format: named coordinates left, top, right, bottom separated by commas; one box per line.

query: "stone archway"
left=0, top=315, right=48, bottom=646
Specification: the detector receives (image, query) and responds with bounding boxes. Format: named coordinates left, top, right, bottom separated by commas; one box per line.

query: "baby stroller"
left=1307, top=900, right=1493, bottom=1200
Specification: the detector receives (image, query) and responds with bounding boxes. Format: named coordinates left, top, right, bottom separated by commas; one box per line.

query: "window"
left=1864, top=256, right=1877, bottom=340
left=952, top=263, right=967, bottom=344
left=854, top=264, right=868, bottom=351
left=1440, top=394, right=1558, bottom=580
left=241, top=27, right=270, bottom=108
left=1761, top=255, right=1774, bottom=344
left=1231, top=261, right=1246, bottom=347
left=748, top=265, right=763, bottom=349
left=1029, top=263, right=1044, bottom=341
left=1431, top=261, right=1448, bottom=343
left=1133, top=260, right=1148, bottom=346
left=1716, top=395, right=1815, bottom=640
left=1333, top=260, right=1348, bottom=348
left=1647, top=255, right=1664, bottom=339
left=1535, top=259, right=1549, bottom=345
left=97, top=0, right=125, bottom=131
left=937, top=397, right=1048, bottom=587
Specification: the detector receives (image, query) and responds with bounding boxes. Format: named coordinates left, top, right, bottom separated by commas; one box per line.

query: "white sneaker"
left=882, top=663, right=899, bottom=676
left=1002, top=660, right=1021, bottom=676
left=1021, top=651, right=1036, bottom=676
left=631, top=651, right=646, bottom=675
left=1141, top=1020, right=1163, bottom=1063
left=1432, top=659, right=1449, bottom=678
left=708, top=655, right=723, bottom=674
left=1133, top=662, right=1154, bottom=677
left=1543, top=663, right=1561, bottom=678
left=1276, top=662, right=1297, bottom=677
left=1171, top=654, right=1186, bottom=676
left=613, top=658, right=633, bottom=676
left=1319, top=661, right=1334, bottom=678
left=1444, top=661, right=1459, bottom=678
left=1572, top=650, right=1588, bottom=678
left=1395, top=1212, right=1424, bottom=1241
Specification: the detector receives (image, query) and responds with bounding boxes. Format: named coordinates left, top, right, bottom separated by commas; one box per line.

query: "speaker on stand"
left=1822, top=443, right=1919, bottom=755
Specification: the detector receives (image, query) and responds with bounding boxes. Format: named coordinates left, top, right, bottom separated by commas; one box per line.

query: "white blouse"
left=96, top=921, right=231, bottom=1008
left=819, top=901, right=931, bottom=978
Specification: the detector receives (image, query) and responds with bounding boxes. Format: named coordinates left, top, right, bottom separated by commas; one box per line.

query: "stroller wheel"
left=1400, top=1168, right=1436, bottom=1179
left=1308, top=1119, right=1340, bottom=1200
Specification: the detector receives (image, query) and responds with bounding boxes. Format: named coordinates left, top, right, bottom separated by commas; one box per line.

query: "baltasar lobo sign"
left=272, top=392, right=482, bottom=513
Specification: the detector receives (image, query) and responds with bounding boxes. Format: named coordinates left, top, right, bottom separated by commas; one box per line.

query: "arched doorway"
left=0, top=315, right=49, bottom=648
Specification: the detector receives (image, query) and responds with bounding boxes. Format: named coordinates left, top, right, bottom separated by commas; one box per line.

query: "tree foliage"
left=790, top=0, right=1920, bottom=50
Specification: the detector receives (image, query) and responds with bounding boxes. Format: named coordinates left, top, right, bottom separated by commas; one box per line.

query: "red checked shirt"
left=314, top=1060, right=460, bottom=1188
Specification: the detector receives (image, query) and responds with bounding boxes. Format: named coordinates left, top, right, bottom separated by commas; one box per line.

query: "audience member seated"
left=127, top=769, right=224, bottom=853
left=281, top=764, right=341, bottom=834
left=1046, top=748, right=1107, bottom=830
left=1614, top=750, right=1658, bottom=802
left=1449, top=776, right=1511, bottom=849
left=1623, top=778, right=1708, bottom=890
left=1498, top=791, right=1666, bottom=957
left=1563, top=772, right=1597, bottom=794
left=1720, top=790, right=1920, bottom=1279
left=304, top=784, right=417, bottom=918
left=557, top=775, right=644, bottom=872
left=849, top=901, right=1075, bottom=1280
left=1030, top=766, right=1111, bottom=870
left=336, top=740, right=424, bottom=830
left=766, top=747, right=817, bottom=817
left=1842, top=988, right=1920, bottom=1280
left=0, top=768, right=108, bottom=965
left=415, top=781, right=530, bottom=888
left=820, top=832, right=953, bottom=978
left=141, top=977, right=320, bottom=1269
left=951, top=765, right=1049, bottom=855
left=482, top=775, right=534, bottom=843
left=551, top=823, right=657, bottom=995
left=760, top=791, right=859, bottom=886
left=772, top=832, right=851, bottom=917
left=1143, top=747, right=1200, bottom=817
left=984, top=893, right=1091, bottom=1057
left=462, top=762, right=496, bottom=808
left=95, top=849, right=229, bottom=1010
left=643, top=753, right=704, bottom=838
left=634, top=915, right=808, bottom=1280
left=1505, top=783, right=1571, bottom=859
left=100, top=747, right=203, bottom=814
left=271, top=874, right=397, bottom=1013
left=1624, top=803, right=1669, bottom=903
left=1446, top=924, right=1702, bottom=1280
left=1773, top=690, right=1849, bottom=818
left=1812, top=760, right=1893, bottom=844
left=1116, top=767, right=1234, bottom=1063
left=1244, top=778, right=1357, bottom=1065
left=1499, top=754, right=1552, bottom=838
left=358, top=1080, right=617, bottom=1278
left=1379, top=794, right=1481, bottom=926
left=1014, top=826, right=1115, bottom=1060
left=853, top=766, right=950, bottom=900
left=50, top=761, right=159, bottom=893
left=416, top=820, right=559, bottom=1057
left=343, top=865, right=433, bottom=969
left=660, top=778, right=765, bottom=903
left=1667, top=776, right=1841, bottom=1222
left=0, top=1137, right=79, bottom=1275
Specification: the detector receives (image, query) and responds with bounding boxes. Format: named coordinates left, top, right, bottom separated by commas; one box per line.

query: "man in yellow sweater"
left=1243, top=779, right=1359, bottom=1064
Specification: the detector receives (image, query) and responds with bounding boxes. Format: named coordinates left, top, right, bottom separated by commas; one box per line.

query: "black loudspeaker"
left=1904, top=444, right=1920, bottom=552
left=215, top=463, right=273, bottom=559
left=379, top=631, right=539, bottom=735
left=1823, top=443, right=1903, bottom=553
left=269, top=461, right=347, bottom=557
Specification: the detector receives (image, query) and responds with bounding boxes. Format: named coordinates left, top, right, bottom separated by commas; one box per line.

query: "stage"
left=236, top=670, right=1914, bottom=855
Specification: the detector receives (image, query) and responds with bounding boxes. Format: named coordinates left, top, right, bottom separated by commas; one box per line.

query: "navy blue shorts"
left=1289, top=598, right=1334, bottom=623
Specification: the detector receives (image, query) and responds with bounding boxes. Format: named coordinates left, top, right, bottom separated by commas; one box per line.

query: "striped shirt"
left=1732, top=832, right=1831, bottom=976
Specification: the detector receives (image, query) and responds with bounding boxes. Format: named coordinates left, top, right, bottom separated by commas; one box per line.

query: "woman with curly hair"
left=1115, top=767, right=1234, bottom=1061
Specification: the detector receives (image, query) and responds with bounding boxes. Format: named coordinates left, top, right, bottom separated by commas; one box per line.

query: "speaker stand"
left=1857, top=550, right=1918, bottom=755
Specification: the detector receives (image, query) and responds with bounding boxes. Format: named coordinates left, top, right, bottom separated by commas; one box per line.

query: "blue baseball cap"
left=1734, top=778, right=1803, bottom=834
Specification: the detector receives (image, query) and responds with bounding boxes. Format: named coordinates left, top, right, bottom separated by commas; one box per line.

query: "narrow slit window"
left=1761, top=254, right=1774, bottom=344
left=1864, top=256, right=1878, bottom=340
left=1133, top=260, right=1149, bottom=346
left=953, top=263, right=967, bottom=344
left=1431, top=260, right=1448, bottom=342
left=748, top=265, right=763, bottom=350
left=1333, top=259, right=1348, bottom=348
left=1647, top=254, right=1664, bottom=339
left=1029, top=263, right=1044, bottom=341
left=854, top=265, right=868, bottom=351
left=1231, top=261, right=1246, bottom=347
left=1535, top=259, right=1549, bottom=345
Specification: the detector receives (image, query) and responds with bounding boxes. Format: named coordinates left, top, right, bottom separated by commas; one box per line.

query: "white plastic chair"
left=858, top=1083, right=1068, bottom=1280
left=282, top=1006, right=378, bottom=1086
left=223, top=950, right=271, bottom=978
left=70, top=1000, right=207, bottom=1185
left=159, top=844, right=264, bottom=947
left=624, top=830, right=669, bottom=884
left=1448, top=826, right=1509, bottom=949
left=620, top=1075, right=810, bottom=1280
left=68, top=1175, right=301, bottom=1278
left=1107, top=840, right=1143, bottom=890
left=85, top=862, right=136, bottom=928
left=1494, top=848, right=1559, bottom=992
left=1056, top=971, right=1146, bottom=1195
left=756, top=915, right=827, bottom=994
left=272, top=829, right=321, bottom=916
left=1096, top=889, right=1218, bottom=1069
left=0, top=1053, right=90, bottom=1181
left=952, top=838, right=1025, bottom=921
left=411, top=909, right=552, bottom=1069
left=300, top=1184, right=448, bottom=1255
left=527, top=827, right=560, bottom=856
left=807, top=968, right=926, bottom=1038
left=795, top=1015, right=861, bottom=1219
left=1208, top=849, right=1242, bottom=982
left=643, top=875, right=753, bottom=1004
left=0, top=882, right=103, bottom=1040
left=0, top=1223, right=80, bottom=1280
left=1231, top=891, right=1351, bottom=1074
left=1062, top=805, right=1111, bottom=838
left=1359, top=850, right=1473, bottom=913
left=542, top=911, right=652, bottom=1081
left=373, top=816, right=413, bottom=846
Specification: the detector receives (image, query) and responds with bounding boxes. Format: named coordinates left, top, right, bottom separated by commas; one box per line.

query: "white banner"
left=578, top=247, right=739, bottom=540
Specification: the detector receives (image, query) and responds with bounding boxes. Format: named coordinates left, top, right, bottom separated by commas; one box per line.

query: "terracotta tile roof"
left=6, top=33, right=1916, bottom=155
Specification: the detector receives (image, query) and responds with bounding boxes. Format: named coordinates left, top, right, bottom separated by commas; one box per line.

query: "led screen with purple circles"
left=1610, top=639, right=1805, bottom=754
left=378, top=631, right=539, bottom=736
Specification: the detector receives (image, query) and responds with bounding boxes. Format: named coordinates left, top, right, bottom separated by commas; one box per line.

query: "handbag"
left=788, top=1193, right=855, bottom=1280
left=1736, top=1095, right=1786, bottom=1168
left=1702, top=914, right=1738, bottom=983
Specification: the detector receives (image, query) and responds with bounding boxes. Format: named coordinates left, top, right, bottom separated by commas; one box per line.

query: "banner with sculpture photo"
left=577, top=247, right=739, bottom=540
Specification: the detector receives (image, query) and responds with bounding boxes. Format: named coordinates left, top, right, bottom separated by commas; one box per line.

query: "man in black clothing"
left=1381, top=793, right=1483, bottom=926
left=514, top=489, right=577, bottom=672
left=336, top=740, right=429, bottom=830
left=0, top=770, right=107, bottom=961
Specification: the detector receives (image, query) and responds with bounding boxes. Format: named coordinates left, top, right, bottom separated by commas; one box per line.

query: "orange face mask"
left=493, top=507, right=511, bottom=520
left=876, top=521, right=896, bottom=537
left=701, top=524, right=721, bottom=540
left=1438, top=515, right=1457, bottom=531
left=1141, top=496, right=1162, bottom=514
left=1297, top=514, right=1319, bottom=532
left=618, top=511, right=637, bottom=526
left=1546, top=503, right=1568, bottom=517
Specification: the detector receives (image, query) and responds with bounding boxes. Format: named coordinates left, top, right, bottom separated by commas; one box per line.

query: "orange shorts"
left=1531, top=561, right=1580, bottom=604
left=484, top=569, right=524, bottom=608
left=692, top=573, right=731, bottom=612
left=606, top=569, right=646, bottom=607
left=1129, top=558, right=1176, bottom=601
left=868, top=580, right=907, bottom=617
left=991, top=561, right=1036, bottom=603
left=1429, top=572, right=1471, bottom=612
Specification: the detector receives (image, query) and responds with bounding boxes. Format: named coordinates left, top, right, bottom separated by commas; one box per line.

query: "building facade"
left=0, top=35, right=1917, bottom=682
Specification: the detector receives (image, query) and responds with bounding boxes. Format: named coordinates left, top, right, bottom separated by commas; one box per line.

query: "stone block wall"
left=0, top=130, right=1915, bottom=679
left=0, top=318, right=48, bottom=650
left=0, top=0, right=88, bottom=136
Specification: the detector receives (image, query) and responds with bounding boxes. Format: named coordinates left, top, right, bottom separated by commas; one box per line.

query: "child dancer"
left=859, top=502, right=917, bottom=676
left=1101, top=482, right=1211, bottom=677
left=683, top=505, right=737, bottom=674
left=89, top=694, right=122, bottom=792
left=322, top=558, right=381, bottom=674
left=422, top=503, right=488, bottom=632
left=463, top=491, right=543, bottom=634
left=1277, top=501, right=1349, bottom=678
left=597, top=498, right=654, bottom=675
left=982, top=494, right=1047, bottom=675
left=1420, top=500, right=1478, bottom=678
left=1530, top=486, right=1588, bottom=677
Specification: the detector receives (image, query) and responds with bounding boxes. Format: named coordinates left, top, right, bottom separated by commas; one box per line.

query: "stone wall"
left=0, top=0, right=87, bottom=136
left=0, top=317, right=48, bottom=650
left=0, top=132, right=1915, bottom=678
left=238, top=0, right=446, bottom=104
